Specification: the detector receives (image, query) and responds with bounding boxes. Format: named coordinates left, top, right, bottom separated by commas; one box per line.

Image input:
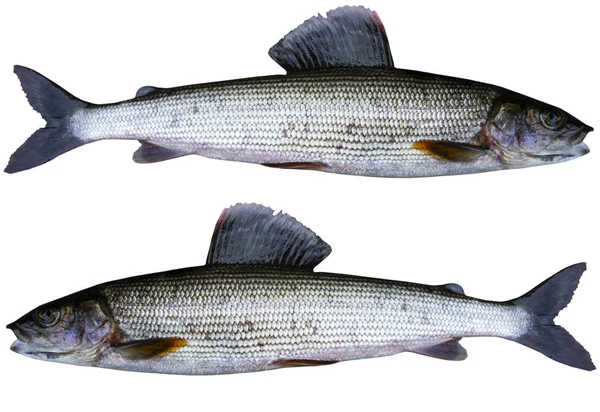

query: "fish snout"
left=8, top=323, right=39, bottom=343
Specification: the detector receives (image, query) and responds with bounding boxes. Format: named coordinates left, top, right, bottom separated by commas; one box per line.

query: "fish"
left=7, top=203, right=594, bottom=374
left=5, top=6, right=592, bottom=177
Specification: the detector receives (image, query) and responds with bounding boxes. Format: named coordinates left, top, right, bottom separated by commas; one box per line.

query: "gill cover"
left=7, top=298, right=111, bottom=364
left=488, top=99, right=591, bottom=165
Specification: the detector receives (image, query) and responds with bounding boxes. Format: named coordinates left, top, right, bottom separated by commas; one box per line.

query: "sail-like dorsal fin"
left=269, top=6, right=394, bottom=73
left=206, top=204, right=331, bottom=269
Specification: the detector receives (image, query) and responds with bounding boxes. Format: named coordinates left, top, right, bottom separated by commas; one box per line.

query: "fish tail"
left=511, top=263, right=594, bottom=371
left=6, top=66, right=89, bottom=173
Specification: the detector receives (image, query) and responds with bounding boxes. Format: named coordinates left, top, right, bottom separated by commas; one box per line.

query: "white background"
left=0, top=0, right=598, bottom=410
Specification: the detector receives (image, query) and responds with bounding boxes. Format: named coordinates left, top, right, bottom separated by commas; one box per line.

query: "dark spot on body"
left=401, top=303, right=408, bottom=311
left=241, top=320, right=254, bottom=332
left=283, top=122, right=296, bottom=138
left=346, top=123, right=361, bottom=134
left=258, top=340, right=264, bottom=348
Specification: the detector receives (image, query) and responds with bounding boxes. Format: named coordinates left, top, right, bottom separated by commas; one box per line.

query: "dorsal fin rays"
left=269, top=6, right=394, bottom=73
left=206, top=204, right=331, bottom=269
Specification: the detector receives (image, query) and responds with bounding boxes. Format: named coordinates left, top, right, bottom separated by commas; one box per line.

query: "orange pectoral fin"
left=112, top=338, right=187, bottom=360
left=413, top=140, right=488, bottom=162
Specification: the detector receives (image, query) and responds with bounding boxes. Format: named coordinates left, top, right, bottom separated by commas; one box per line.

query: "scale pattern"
left=101, top=266, right=531, bottom=374
left=70, top=68, right=500, bottom=177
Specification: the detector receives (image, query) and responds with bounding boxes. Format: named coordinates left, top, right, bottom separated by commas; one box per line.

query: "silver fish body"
left=7, top=204, right=594, bottom=373
left=96, top=266, right=528, bottom=374
left=72, top=69, right=500, bottom=178
left=5, top=6, right=592, bottom=175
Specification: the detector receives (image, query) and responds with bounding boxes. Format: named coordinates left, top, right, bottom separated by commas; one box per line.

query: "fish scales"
left=8, top=204, right=594, bottom=372
left=71, top=69, right=498, bottom=175
left=6, top=6, right=591, bottom=175
left=100, top=266, right=529, bottom=374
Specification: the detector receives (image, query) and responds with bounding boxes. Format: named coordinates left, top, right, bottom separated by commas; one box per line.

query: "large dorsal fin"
left=206, top=204, right=331, bottom=269
left=269, top=6, right=394, bottom=73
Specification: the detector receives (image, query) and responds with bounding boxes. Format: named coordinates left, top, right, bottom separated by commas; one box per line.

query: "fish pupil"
left=541, top=109, right=564, bottom=129
left=37, top=307, right=58, bottom=326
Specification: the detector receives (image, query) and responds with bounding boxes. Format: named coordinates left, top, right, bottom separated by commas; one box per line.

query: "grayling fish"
left=7, top=203, right=594, bottom=374
left=6, top=6, right=592, bottom=176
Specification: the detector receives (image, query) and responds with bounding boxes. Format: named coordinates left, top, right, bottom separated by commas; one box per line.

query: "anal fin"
left=133, top=141, right=189, bottom=164
left=413, top=140, right=488, bottom=162
left=260, top=162, right=328, bottom=171
left=272, top=359, right=338, bottom=368
left=412, top=339, right=467, bottom=361
left=112, top=337, right=187, bottom=360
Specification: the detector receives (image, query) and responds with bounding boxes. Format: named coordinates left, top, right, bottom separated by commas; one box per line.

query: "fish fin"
left=441, top=283, right=464, bottom=294
left=206, top=203, right=331, bottom=269
left=133, top=141, right=189, bottom=164
left=136, top=86, right=164, bottom=98
left=272, top=359, right=338, bottom=368
left=269, top=6, right=394, bottom=73
left=261, top=161, right=328, bottom=171
left=511, top=263, right=594, bottom=371
left=112, top=338, right=187, bottom=360
left=6, top=66, right=89, bottom=173
left=413, top=140, right=488, bottom=162
left=412, top=338, right=467, bottom=361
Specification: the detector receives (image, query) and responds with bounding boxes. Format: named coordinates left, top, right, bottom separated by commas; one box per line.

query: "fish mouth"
left=527, top=141, right=590, bottom=163
left=10, top=339, right=71, bottom=360
left=8, top=324, right=71, bottom=359
left=530, top=126, right=592, bottom=162
left=570, top=126, right=592, bottom=145
left=7, top=324, right=39, bottom=343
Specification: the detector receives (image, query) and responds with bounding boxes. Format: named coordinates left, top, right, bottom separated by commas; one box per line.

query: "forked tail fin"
left=512, top=263, right=594, bottom=371
left=6, top=66, right=89, bottom=173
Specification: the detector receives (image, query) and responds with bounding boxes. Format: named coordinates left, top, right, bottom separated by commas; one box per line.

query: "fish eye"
left=35, top=307, right=60, bottom=327
left=540, top=109, right=565, bottom=130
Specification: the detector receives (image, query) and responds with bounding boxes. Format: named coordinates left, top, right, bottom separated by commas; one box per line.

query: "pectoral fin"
left=112, top=338, right=187, bottom=360
left=413, top=140, right=488, bottom=162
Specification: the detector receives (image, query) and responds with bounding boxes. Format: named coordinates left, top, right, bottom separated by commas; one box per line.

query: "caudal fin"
left=512, top=263, right=594, bottom=371
left=6, top=66, right=88, bottom=173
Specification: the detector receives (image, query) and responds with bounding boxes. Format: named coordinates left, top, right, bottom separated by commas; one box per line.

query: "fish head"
left=487, top=97, right=592, bottom=166
left=7, top=296, right=111, bottom=366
